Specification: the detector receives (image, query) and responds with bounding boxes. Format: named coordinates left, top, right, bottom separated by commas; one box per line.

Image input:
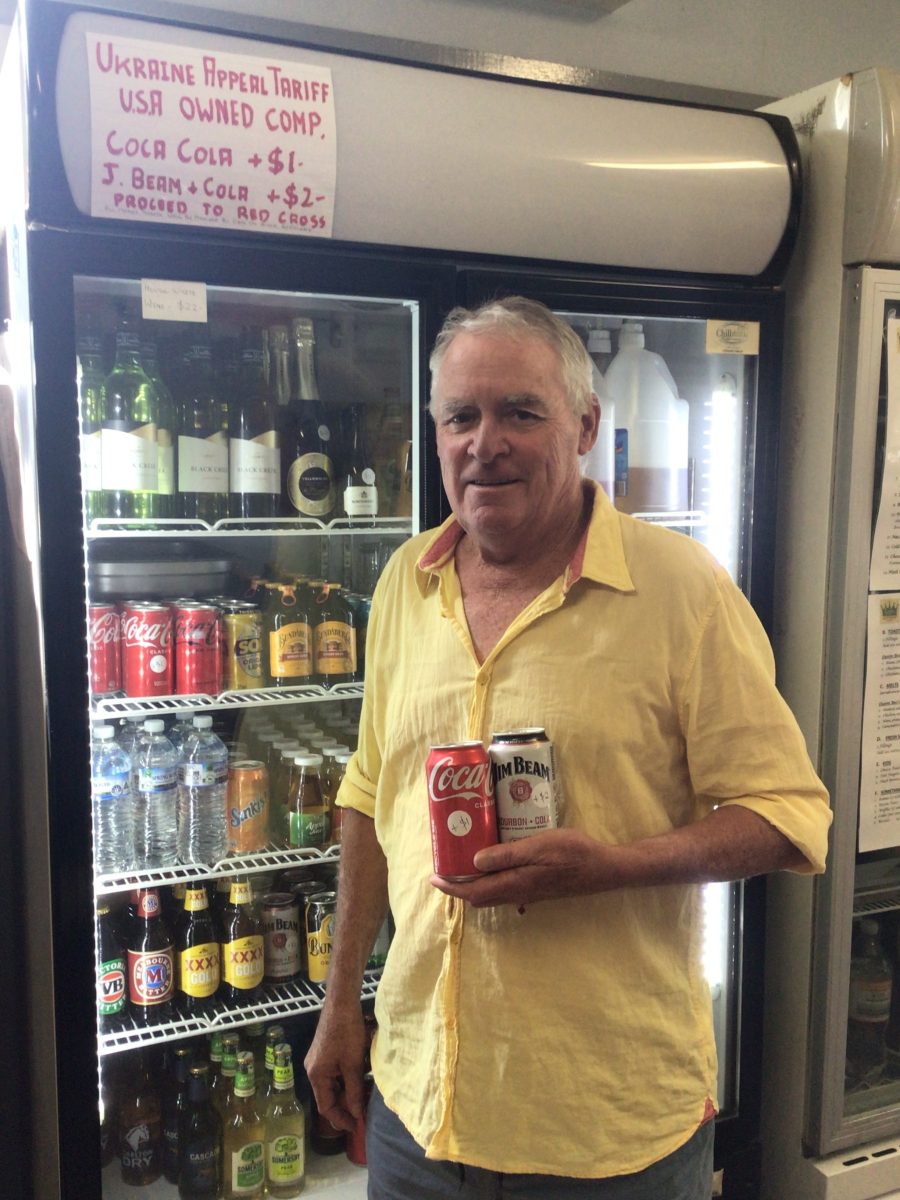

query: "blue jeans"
left=366, top=1086, right=715, bottom=1200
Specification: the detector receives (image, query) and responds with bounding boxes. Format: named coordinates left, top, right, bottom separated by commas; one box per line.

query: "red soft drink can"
left=120, top=602, right=173, bottom=697
left=88, top=602, right=121, bottom=695
left=426, top=741, right=498, bottom=881
left=174, top=601, right=221, bottom=696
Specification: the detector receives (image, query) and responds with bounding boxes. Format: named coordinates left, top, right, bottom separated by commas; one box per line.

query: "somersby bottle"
left=223, top=1051, right=266, bottom=1200
left=265, top=1043, right=305, bottom=1198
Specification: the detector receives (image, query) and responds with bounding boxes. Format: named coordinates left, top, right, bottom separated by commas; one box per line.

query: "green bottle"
left=100, top=310, right=160, bottom=521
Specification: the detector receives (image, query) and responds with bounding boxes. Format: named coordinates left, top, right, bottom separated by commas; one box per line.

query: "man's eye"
left=512, top=409, right=540, bottom=422
left=445, top=411, right=475, bottom=426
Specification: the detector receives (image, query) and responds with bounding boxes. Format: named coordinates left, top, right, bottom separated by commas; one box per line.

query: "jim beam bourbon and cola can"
left=426, top=741, right=498, bottom=881
left=489, top=728, right=559, bottom=842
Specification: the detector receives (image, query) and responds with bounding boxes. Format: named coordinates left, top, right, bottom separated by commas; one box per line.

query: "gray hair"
left=428, top=296, right=594, bottom=419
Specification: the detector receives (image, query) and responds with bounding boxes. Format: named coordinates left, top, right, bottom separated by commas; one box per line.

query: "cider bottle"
left=212, top=1032, right=241, bottom=1123
left=265, top=1043, right=305, bottom=1198
left=118, top=1049, right=162, bottom=1185
left=223, top=1051, right=265, bottom=1200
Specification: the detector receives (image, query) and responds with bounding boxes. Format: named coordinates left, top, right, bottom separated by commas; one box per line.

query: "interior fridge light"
left=702, top=881, right=729, bottom=990
left=699, top=374, right=741, bottom=580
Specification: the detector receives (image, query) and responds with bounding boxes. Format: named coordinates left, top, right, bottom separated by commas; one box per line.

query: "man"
left=305, top=296, right=830, bottom=1199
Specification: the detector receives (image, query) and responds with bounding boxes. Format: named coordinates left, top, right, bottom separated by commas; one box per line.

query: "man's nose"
left=468, top=416, right=508, bottom=462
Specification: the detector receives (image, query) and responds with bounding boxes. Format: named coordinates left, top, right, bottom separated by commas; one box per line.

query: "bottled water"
left=177, top=715, right=229, bottom=865
left=91, top=724, right=133, bottom=874
left=167, top=710, right=197, bottom=751
left=133, top=719, right=180, bottom=869
left=117, top=714, right=146, bottom=759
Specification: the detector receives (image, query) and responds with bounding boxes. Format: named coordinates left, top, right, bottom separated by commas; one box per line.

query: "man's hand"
left=304, top=1002, right=368, bottom=1133
left=431, top=829, right=614, bottom=908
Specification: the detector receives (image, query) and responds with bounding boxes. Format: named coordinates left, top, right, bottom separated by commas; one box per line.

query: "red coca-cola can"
left=174, top=601, right=221, bottom=696
left=88, top=603, right=121, bottom=695
left=426, top=741, right=498, bottom=881
left=120, top=602, right=173, bottom=697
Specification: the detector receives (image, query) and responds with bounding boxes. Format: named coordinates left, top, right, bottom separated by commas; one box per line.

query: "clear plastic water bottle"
left=91, top=724, right=133, bottom=874
left=133, top=718, right=180, bottom=869
left=117, top=714, right=146, bottom=759
left=177, top=715, right=228, bottom=865
left=167, top=710, right=197, bottom=751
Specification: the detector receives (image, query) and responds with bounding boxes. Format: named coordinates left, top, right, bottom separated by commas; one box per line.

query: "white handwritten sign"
left=86, top=33, right=336, bottom=237
left=141, top=278, right=207, bottom=323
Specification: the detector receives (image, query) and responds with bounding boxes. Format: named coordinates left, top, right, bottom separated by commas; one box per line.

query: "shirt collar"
left=414, top=481, right=635, bottom=596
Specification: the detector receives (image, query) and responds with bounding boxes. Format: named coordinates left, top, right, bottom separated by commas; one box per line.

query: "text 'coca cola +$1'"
left=426, top=741, right=498, bottom=881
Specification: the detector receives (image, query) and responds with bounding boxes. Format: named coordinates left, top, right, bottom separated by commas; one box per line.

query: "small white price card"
left=86, top=32, right=336, bottom=237
left=141, top=278, right=207, bottom=323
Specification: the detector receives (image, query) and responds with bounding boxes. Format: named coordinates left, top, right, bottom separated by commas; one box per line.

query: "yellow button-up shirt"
left=338, top=482, right=830, bottom=1178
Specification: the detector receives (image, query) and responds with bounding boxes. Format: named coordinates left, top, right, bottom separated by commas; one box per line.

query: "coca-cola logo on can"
left=121, top=613, right=172, bottom=648
left=89, top=610, right=120, bottom=646
left=427, top=755, right=495, bottom=804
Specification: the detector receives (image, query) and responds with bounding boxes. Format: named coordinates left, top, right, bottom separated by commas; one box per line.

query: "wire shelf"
left=87, top=516, right=413, bottom=539
left=91, top=681, right=363, bottom=721
left=95, top=843, right=340, bottom=897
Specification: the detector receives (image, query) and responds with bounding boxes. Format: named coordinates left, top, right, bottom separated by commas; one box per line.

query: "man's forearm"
left=324, top=807, right=390, bottom=1008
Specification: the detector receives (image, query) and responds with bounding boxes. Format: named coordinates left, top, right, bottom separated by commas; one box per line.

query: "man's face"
left=432, top=331, right=598, bottom=553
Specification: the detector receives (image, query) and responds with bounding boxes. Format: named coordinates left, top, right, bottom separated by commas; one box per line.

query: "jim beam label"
left=490, top=735, right=559, bottom=842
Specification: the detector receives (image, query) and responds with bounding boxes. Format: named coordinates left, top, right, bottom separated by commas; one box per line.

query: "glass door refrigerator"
left=0, top=2, right=801, bottom=1197
left=759, top=70, right=900, bottom=1200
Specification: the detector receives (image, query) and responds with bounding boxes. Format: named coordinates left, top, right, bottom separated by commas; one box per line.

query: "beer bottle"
left=99, top=1058, right=117, bottom=1167
left=176, top=885, right=221, bottom=1016
left=118, top=1049, right=163, bottom=1185
left=244, top=1021, right=267, bottom=1091
left=178, top=1062, right=223, bottom=1200
left=207, top=1030, right=223, bottom=1101
left=210, top=1031, right=240, bottom=1122
left=265, top=584, right=313, bottom=688
left=223, top=1051, right=265, bottom=1200
left=329, top=751, right=352, bottom=846
left=220, top=878, right=264, bottom=1004
left=258, top=1023, right=286, bottom=1106
left=287, top=754, right=330, bottom=850
left=313, top=583, right=357, bottom=686
left=142, top=334, right=177, bottom=518
left=341, top=403, right=378, bottom=525
left=96, top=901, right=127, bottom=1031
left=77, top=329, right=107, bottom=525
left=101, top=309, right=160, bottom=521
left=177, top=338, right=229, bottom=524
left=161, top=1045, right=193, bottom=1183
left=127, top=888, right=175, bottom=1024
left=284, top=317, right=336, bottom=519
left=265, top=1043, right=305, bottom=1198
left=212, top=875, right=233, bottom=937
left=230, top=329, right=281, bottom=519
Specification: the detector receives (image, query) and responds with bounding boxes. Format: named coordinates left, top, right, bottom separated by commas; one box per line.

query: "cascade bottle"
left=162, top=1045, right=193, bottom=1183
left=220, top=878, right=265, bottom=1004
left=230, top=329, right=281, bottom=518
left=284, top=317, right=336, bottom=519
left=96, top=901, right=127, bottom=1031
left=127, top=888, right=175, bottom=1024
left=341, top=403, right=378, bottom=524
left=223, top=1051, right=266, bottom=1200
left=142, top=335, right=177, bottom=517
left=118, top=1049, right=163, bottom=1185
left=178, top=1062, right=223, bottom=1200
left=176, top=885, right=221, bottom=1015
left=101, top=310, right=160, bottom=520
left=265, top=584, right=314, bottom=688
left=77, top=328, right=106, bottom=524
left=265, top=1043, right=305, bottom=1198
left=177, top=338, right=229, bottom=523
left=313, top=583, right=357, bottom=686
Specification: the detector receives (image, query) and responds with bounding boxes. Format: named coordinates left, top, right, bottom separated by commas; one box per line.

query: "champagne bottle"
left=285, top=318, right=336, bottom=519
left=229, top=329, right=281, bottom=518
left=341, top=403, right=378, bottom=524
left=101, top=310, right=160, bottom=520
left=177, top=339, right=228, bottom=524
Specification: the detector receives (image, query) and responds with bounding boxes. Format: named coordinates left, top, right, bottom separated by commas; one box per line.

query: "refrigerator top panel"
left=28, top=5, right=799, bottom=281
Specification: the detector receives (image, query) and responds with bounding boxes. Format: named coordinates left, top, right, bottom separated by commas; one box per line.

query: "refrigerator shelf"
left=97, top=970, right=382, bottom=1057
left=95, top=842, right=341, bottom=896
left=86, top=516, right=413, bottom=538
left=853, top=886, right=900, bottom=918
left=91, top=681, right=364, bottom=720
left=628, top=509, right=708, bottom=529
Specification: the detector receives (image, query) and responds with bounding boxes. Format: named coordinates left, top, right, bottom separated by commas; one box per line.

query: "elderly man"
left=306, top=296, right=830, bottom=1199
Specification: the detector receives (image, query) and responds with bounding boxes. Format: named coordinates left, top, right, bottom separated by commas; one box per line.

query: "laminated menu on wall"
left=869, top=318, right=900, bottom=589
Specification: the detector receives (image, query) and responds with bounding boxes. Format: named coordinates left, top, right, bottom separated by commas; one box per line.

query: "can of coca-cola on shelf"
left=426, top=741, right=498, bottom=881
left=174, top=601, right=221, bottom=696
left=120, top=602, right=173, bottom=697
left=88, top=603, right=121, bottom=695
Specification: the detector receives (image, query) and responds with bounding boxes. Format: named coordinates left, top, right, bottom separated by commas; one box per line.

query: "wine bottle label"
left=230, top=1141, right=264, bottom=1193
left=136, top=764, right=177, bottom=793
left=98, top=956, right=127, bottom=1015
left=81, top=429, right=102, bottom=491
left=157, top=436, right=175, bottom=496
left=223, top=935, right=264, bottom=989
left=128, top=947, right=174, bottom=1006
left=180, top=761, right=228, bottom=787
left=267, top=1134, right=304, bottom=1184
left=314, top=621, right=356, bottom=674
left=178, top=432, right=228, bottom=493
left=289, top=810, right=330, bottom=848
left=101, top=424, right=158, bottom=491
left=344, top=484, right=379, bottom=517
left=287, top=453, right=335, bottom=516
left=179, top=941, right=220, bottom=997
left=269, top=622, right=313, bottom=678
left=230, top=435, right=280, bottom=494
left=182, top=1137, right=220, bottom=1192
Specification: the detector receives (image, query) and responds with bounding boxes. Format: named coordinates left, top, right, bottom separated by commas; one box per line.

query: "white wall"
left=2, top=0, right=899, bottom=103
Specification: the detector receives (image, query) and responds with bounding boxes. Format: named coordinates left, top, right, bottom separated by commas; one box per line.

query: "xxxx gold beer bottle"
left=177, top=885, right=221, bottom=1016
left=221, top=878, right=264, bottom=1004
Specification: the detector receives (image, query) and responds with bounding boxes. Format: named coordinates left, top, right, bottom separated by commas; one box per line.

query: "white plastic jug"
left=605, top=322, right=688, bottom=514
left=580, top=361, right=615, bottom=499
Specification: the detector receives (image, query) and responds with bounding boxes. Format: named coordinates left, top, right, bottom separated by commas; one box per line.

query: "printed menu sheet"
left=860, top=592, right=900, bottom=851
left=86, top=32, right=336, bottom=237
left=869, top=319, right=900, bottom=588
